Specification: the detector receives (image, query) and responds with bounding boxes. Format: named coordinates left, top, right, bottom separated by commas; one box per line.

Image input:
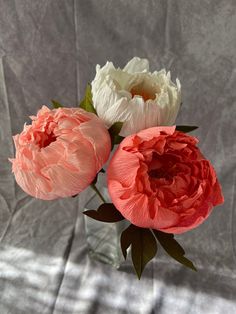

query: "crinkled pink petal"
left=108, top=148, right=140, bottom=187
left=137, top=126, right=176, bottom=140
left=79, top=118, right=111, bottom=170
left=14, top=168, right=53, bottom=200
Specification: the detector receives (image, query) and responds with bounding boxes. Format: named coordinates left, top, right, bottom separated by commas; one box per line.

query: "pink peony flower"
left=10, top=106, right=111, bottom=200
left=107, top=126, right=224, bottom=234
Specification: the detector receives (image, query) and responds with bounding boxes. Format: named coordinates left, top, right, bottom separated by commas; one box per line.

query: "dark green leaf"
left=108, top=122, right=123, bottom=136
left=120, top=224, right=133, bottom=259
left=153, top=230, right=197, bottom=271
left=80, top=84, right=97, bottom=114
left=51, top=99, right=63, bottom=108
left=120, top=225, right=158, bottom=279
left=83, top=203, right=124, bottom=223
left=176, top=125, right=198, bottom=133
left=108, top=122, right=123, bottom=149
left=113, top=135, right=124, bottom=145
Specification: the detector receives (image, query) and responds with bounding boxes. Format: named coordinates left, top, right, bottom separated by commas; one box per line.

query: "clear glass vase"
left=84, top=175, right=130, bottom=269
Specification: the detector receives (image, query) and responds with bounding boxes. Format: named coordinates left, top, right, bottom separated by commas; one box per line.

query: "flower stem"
left=90, top=183, right=106, bottom=203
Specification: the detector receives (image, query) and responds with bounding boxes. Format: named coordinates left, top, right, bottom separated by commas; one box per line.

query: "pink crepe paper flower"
left=10, top=106, right=111, bottom=200
left=107, top=126, right=224, bottom=234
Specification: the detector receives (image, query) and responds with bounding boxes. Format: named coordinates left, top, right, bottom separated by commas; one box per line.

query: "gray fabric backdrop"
left=0, top=0, right=236, bottom=313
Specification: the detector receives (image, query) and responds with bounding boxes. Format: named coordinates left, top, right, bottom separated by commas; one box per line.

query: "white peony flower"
left=91, top=57, right=181, bottom=137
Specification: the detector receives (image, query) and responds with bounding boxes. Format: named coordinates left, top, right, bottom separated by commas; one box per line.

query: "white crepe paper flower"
left=91, top=57, right=181, bottom=137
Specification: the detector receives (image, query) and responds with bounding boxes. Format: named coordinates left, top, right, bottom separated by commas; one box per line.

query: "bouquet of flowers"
left=10, top=57, right=224, bottom=279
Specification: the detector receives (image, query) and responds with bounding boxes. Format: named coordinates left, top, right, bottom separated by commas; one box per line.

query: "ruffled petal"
left=123, top=57, right=149, bottom=73
left=108, top=148, right=140, bottom=188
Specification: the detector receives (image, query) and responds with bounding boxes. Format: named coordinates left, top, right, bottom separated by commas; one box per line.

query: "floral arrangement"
left=10, top=57, right=224, bottom=278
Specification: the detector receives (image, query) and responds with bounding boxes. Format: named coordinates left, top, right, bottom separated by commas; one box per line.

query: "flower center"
left=129, top=78, right=160, bottom=102
left=39, top=132, right=57, bottom=148
left=148, top=153, right=179, bottom=181
left=130, top=86, right=156, bottom=101
left=148, top=168, right=172, bottom=180
left=33, top=121, right=58, bottom=149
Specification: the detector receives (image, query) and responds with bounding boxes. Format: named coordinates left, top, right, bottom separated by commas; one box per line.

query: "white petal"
left=96, top=61, right=115, bottom=75
left=92, top=81, right=123, bottom=121
left=99, top=98, right=132, bottom=128
left=123, top=57, right=149, bottom=73
left=176, top=77, right=181, bottom=91
left=143, top=101, right=161, bottom=129
left=120, top=98, right=147, bottom=136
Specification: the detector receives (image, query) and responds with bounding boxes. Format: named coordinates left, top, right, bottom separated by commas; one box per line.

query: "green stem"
left=90, top=183, right=106, bottom=203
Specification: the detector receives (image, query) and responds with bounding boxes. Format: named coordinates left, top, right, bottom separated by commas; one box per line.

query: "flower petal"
left=123, top=57, right=149, bottom=73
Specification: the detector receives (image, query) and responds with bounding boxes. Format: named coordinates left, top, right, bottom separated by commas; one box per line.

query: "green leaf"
left=108, top=122, right=124, bottom=149
left=153, top=230, right=197, bottom=271
left=83, top=203, right=124, bottom=223
left=51, top=99, right=63, bottom=108
left=80, top=84, right=97, bottom=114
left=176, top=125, right=198, bottom=133
left=109, top=121, right=123, bottom=136
left=120, top=225, right=158, bottom=279
left=113, top=135, right=124, bottom=145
